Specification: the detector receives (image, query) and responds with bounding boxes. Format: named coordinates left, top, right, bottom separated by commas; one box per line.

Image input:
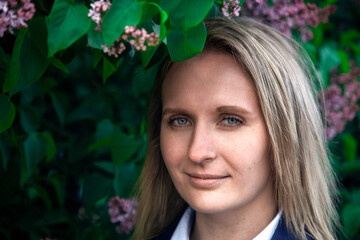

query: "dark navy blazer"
left=153, top=215, right=314, bottom=240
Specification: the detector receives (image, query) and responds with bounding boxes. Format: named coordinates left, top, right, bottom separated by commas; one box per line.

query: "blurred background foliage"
left=0, top=0, right=359, bottom=239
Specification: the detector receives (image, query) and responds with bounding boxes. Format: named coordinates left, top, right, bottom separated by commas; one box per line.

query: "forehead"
left=161, top=50, right=261, bottom=115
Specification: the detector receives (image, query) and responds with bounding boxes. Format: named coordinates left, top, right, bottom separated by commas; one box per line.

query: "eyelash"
left=168, top=116, right=191, bottom=127
left=168, top=115, right=244, bottom=128
left=219, top=115, right=243, bottom=127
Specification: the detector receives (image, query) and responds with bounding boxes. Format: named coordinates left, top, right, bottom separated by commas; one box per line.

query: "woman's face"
left=160, top=50, right=274, bottom=216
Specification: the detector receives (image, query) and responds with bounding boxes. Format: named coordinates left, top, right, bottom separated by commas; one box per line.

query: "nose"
left=187, top=124, right=217, bottom=163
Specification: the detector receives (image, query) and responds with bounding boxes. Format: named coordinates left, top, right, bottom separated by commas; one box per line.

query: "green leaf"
left=303, top=42, right=317, bottom=64
left=47, top=0, right=91, bottom=57
left=102, top=1, right=167, bottom=47
left=66, top=96, right=112, bottom=122
left=103, top=56, right=116, bottom=83
left=337, top=160, right=360, bottom=178
left=141, top=3, right=169, bottom=67
left=87, top=22, right=105, bottom=50
left=95, top=119, right=114, bottom=140
left=342, top=204, right=360, bottom=238
left=113, top=163, right=137, bottom=197
left=338, top=50, right=350, bottom=73
left=11, top=34, right=50, bottom=94
left=160, top=0, right=213, bottom=32
left=141, top=3, right=168, bottom=40
left=42, top=132, right=56, bottom=162
left=28, top=16, right=48, bottom=57
left=48, top=177, right=65, bottom=206
left=88, top=137, right=112, bottom=152
left=50, top=92, right=67, bottom=125
left=0, top=138, right=10, bottom=170
left=94, top=161, right=114, bottom=174
left=83, top=173, right=112, bottom=207
left=19, top=107, right=40, bottom=134
left=0, top=94, right=16, bottom=133
left=102, top=0, right=142, bottom=46
left=24, top=133, right=47, bottom=171
left=35, top=185, right=53, bottom=210
left=340, top=30, right=360, bottom=49
left=33, top=210, right=69, bottom=226
left=167, top=22, right=207, bottom=62
left=111, top=132, right=138, bottom=165
left=311, top=24, right=324, bottom=47
left=3, top=29, right=27, bottom=93
left=50, top=57, right=69, bottom=73
left=319, top=44, right=341, bottom=74
left=343, top=134, right=357, bottom=163
left=92, top=49, right=103, bottom=68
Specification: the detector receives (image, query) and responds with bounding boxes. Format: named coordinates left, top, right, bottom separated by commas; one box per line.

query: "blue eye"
left=220, top=116, right=242, bottom=127
left=169, top=117, right=190, bottom=127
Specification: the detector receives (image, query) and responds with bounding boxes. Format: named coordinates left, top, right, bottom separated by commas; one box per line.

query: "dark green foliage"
left=0, top=0, right=359, bottom=239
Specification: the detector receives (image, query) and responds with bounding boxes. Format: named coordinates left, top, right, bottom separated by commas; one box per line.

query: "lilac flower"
left=0, top=0, right=35, bottom=37
left=319, top=62, right=360, bottom=140
left=88, top=0, right=111, bottom=31
left=101, top=41, right=126, bottom=58
left=88, top=2, right=160, bottom=57
left=241, top=0, right=336, bottom=42
left=108, top=196, right=139, bottom=235
left=221, top=0, right=241, bottom=19
left=101, top=25, right=160, bottom=58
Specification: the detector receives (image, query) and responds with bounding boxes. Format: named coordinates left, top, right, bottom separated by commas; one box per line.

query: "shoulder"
left=151, top=215, right=182, bottom=240
left=271, top=217, right=314, bottom=240
left=151, top=220, right=179, bottom=240
left=152, top=214, right=314, bottom=240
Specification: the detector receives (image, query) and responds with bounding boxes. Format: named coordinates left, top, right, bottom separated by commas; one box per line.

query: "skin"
left=160, top=50, right=276, bottom=240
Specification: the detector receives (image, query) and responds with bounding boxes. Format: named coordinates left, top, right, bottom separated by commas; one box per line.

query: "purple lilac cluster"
left=320, top=62, right=360, bottom=140
left=108, top=196, right=139, bottom=235
left=241, top=0, right=336, bottom=42
left=0, top=0, right=35, bottom=37
left=101, top=25, right=160, bottom=58
left=88, top=0, right=160, bottom=58
left=87, top=0, right=111, bottom=31
left=221, top=0, right=241, bottom=19
left=77, top=206, right=100, bottom=223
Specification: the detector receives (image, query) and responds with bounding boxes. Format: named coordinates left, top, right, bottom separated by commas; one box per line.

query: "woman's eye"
left=220, top=116, right=243, bottom=127
left=169, top=117, right=190, bottom=127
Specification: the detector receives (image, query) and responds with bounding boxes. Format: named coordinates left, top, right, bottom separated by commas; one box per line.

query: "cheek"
left=160, top=124, right=183, bottom=169
left=219, top=129, right=270, bottom=176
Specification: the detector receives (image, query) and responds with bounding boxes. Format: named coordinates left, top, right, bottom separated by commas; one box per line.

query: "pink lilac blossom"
left=88, top=0, right=111, bottom=31
left=0, top=0, right=35, bottom=37
left=101, top=25, right=160, bottom=58
left=88, top=1, right=160, bottom=57
left=241, top=0, right=336, bottom=42
left=108, top=196, right=139, bottom=235
left=319, top=62, right=360, bottom=140
left=221, top=0, right=241, bottom=19
left=77, top=206, right=100, bottom=223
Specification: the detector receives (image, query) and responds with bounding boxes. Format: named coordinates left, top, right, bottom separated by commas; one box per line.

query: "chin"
left=185, top=194, right=237, bottom=214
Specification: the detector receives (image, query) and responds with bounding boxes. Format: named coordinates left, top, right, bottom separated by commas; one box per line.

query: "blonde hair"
left=132, top=17, right=338, bottom=240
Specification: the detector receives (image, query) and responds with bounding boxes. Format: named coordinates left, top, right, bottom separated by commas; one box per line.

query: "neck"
left=190, top=190, right=277, bottom=240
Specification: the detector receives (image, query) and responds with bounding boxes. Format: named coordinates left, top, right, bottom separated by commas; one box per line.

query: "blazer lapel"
left=271, top=217, right=313, bottom=240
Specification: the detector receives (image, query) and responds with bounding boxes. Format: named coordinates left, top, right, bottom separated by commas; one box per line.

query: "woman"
left=132, top=17, right=338, bottom=240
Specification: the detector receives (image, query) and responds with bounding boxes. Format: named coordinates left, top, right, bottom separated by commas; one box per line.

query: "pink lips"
left=186, top=173, right=229, bottom=189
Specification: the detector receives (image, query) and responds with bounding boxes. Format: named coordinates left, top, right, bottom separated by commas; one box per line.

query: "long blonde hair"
left=132, top=17, right=338, bottom=240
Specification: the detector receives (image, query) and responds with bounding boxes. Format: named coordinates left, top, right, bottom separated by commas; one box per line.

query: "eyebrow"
left=162, top=107, right=190, bottom=116
left=216, top=106, right=251, bottom=115
left=162, top=105, right=251, bottom=116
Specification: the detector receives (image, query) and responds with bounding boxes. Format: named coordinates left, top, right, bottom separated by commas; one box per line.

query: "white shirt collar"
left=170, top=207, right=282, bottom=240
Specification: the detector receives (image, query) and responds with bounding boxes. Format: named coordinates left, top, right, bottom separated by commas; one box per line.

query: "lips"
left=186, top=173, right=230, bottom=188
